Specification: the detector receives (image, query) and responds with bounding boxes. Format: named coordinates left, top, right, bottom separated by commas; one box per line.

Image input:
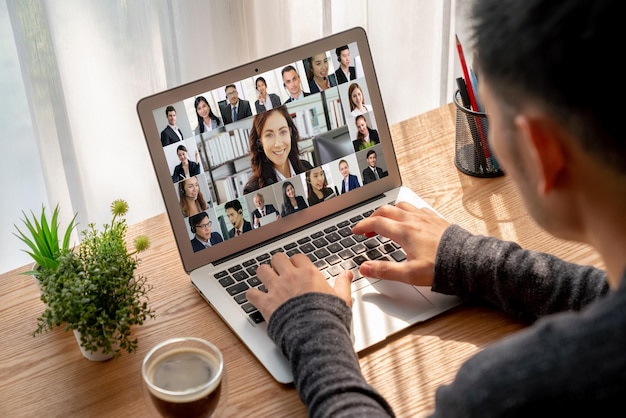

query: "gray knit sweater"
left=267, top=225, right=625, bottom=417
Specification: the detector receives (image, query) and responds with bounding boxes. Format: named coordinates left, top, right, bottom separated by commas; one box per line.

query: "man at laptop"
left=247, top=0, right=624, bottom=416
left=225, top=199, right=252, bottom=238
left=251, top=192, right=279, bottom=229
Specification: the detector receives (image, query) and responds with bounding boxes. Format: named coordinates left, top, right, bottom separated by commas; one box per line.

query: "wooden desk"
left=0, top=103, right=603, bottom=417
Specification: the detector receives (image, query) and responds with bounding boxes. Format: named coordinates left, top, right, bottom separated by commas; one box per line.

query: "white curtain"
left=1, top=0, right=455, bottom=273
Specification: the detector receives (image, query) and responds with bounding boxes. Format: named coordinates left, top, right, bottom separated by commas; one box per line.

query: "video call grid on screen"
left=143, top=31, right=393, bottom=264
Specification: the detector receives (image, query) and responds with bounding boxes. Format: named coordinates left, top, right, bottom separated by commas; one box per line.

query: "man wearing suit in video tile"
left=160, top=105, right=184, bottom=146
left=221, top=84, right=253, bottom=124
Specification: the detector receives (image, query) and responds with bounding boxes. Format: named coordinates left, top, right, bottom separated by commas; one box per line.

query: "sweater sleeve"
left=432, top=225, right=609, bottom=322
left=267, top=292, right=395, bottom=418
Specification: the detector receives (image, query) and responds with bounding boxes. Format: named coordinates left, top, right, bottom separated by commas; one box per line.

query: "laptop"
left=137, top=27, right=461, bottom=384
left=259, top=212, right=278, bottom=227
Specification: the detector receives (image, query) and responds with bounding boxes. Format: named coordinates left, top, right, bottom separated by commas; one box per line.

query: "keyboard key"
left=226, top=282, right=249, bottom=296
left=327, top=242, right=343, bottom=253
left=311, top=231, right=324, bottom=239
left=340, top=259, right=357, bottom=270
left=382, top=243, right=396, bottom=254
left=234, top=293, right=247, bottom=304
left=325, top=232, right=341, bottom=243
left=364, top=238, right=380, bottom=249
left=218, top=276, right=235, bottom=287
left=232, top=270, right=248, bottom=281
left=391, top=250, right=407, bottom=262
left=215, top=270, right=229, bottom=279
left=338, top=249, right=355, bottom=260
left=353, top=234, right=367, bottom=242
left=247, top=276, right=261, bottom=287
left=312, top=237, right=329, bottom=248
left=241, top=302, right=257, bottom=313
left=314, top=248, right=330, bottom=259
left=365, top=248, right=384, bottom=260
left=300, top=243, right=315, bottom=253
left=326, top=264, right=345, bottom=277
left=337, top=220, right=350, bottom=228
left=249, top=311, right=265, bottom=324
left=256, top=253, right=271, bottom=262
left=340, top=237, right=356, bottom=248
left=378, top=235, right=391, bottom=243
left=351, top=243, right=367, bottom=254
left=338, top=226, right=353, bottom=237
left=314, top=259, right=328, bottom=269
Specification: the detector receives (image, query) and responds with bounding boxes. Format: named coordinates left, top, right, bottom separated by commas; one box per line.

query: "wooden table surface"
left=0, top=103, right=603, bottom=417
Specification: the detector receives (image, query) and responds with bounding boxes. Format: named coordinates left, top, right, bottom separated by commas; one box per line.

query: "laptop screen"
left=137, top=27, right=401, bottom=272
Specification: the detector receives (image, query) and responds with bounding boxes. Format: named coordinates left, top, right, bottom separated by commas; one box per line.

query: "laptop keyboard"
left=211, top=207, right=407, bottom=324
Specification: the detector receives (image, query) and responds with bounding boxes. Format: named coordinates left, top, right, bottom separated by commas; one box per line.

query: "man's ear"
left=515, top=114, right=567, bottom=195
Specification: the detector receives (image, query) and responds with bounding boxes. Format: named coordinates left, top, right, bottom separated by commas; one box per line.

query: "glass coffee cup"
left=142, top=337, right=227, bottom=418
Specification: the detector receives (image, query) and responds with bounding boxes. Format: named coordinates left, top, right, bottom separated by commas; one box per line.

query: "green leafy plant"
left=33, top=199, right=156, bottom=358
left=13, top=204, right=77, bottom=276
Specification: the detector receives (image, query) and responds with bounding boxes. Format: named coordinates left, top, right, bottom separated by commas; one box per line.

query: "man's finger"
left=333, top=270, right=354, bottom=307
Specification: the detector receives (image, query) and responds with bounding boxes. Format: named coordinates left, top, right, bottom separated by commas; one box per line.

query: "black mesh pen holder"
left=453, top=90, right=504, bottom=177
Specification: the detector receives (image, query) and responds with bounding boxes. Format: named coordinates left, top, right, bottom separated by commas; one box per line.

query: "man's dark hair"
left=165, top=105, right=175, bottom=115
left=335, top=45, right=349, bottom=59
left=366, top=149, right=376, bottom=158
left=471, top=0, right=623, bottom=172
left=188, top=211, right=208, bottom=229
left=224, top=199, right=242, bottom=212
left=281, top=65, right=298, bottom=77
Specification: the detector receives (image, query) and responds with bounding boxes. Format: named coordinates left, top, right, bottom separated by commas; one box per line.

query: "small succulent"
left=13, top=204, right=77, bottom=276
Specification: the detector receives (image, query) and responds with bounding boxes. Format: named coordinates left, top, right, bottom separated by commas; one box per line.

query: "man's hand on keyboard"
left=246, top=252, right=353, bottom=322
left=351, top=202, right=449, bottom=286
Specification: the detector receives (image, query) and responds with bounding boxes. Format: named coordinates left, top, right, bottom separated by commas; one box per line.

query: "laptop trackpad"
left=351, top=280, right=434, bottom=351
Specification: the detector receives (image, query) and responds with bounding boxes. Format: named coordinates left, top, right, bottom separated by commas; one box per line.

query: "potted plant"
left=32, top=199, right=156, bottom=360
left=13, top=204, right=77, bottom=282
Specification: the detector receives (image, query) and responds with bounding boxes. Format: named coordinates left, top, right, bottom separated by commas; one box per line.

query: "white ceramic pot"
left=30, top=262, right=42, bottom=293
left=73, top=330, right=116, bottom=361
